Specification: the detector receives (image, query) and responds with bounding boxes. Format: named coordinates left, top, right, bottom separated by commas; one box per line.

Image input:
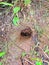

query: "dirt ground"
left=0, top=0, right=49, bottom=65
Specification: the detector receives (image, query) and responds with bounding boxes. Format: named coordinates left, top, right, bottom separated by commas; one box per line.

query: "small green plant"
left=13, top=16, right=19, bottom=26
left=35, top=61, right=43, bottom=65
left=21, top=52, right=26, bottom=57
left=0, top=51, right=6, bottom=57
left=0, top=1, right=20, bottom=26
left=24, top=0, right=31, bottom=5
left=13, top=7, right=20, bottom=14
left=13, top=6, right=20, bottom=26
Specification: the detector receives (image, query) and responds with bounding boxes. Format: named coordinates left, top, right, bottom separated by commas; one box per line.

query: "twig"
left=24, top=57, right=35, bottom=65
left=38, top=46, right=49, bottom=61
left=43, top=60, right=49, bottom=64
left=20, top=57, right=24, bottom=65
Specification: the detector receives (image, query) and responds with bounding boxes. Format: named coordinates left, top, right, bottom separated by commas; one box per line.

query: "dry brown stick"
left=20, top=57, right=24, bottom=65
left=38, top=46, right=49, bottom=62
left=24, top=57, right=35, bottom=65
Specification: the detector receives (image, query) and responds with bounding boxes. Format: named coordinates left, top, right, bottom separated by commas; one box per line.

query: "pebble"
left=43, top=61, right=48, bottom=65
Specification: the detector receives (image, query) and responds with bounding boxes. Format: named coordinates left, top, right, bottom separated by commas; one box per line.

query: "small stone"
left=1, top=28, right=4, bottom=31
left=43, top=61, right=48, bottom=65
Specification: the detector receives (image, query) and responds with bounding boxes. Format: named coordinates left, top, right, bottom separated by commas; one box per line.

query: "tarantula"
left=20, top=27, right=32, bottom=38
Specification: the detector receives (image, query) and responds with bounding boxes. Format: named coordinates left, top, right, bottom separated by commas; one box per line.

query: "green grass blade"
left=0, top=2, right=13, bottom=6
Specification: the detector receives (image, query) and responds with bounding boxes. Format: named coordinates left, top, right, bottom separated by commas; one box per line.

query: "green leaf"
left=35, top=61, right=43, bottom=65
left=21, top=52, right=26, bottom=57
left=47, top=51, right=49, bottom=54
left=13, top=7, right=20, bottom=14
left=45, top=49, right=49, bottom=54
left=45, top=49, right=49, bottom=53
left=24, top=0, right=31, bottom=5
left=0, top=2, right=13, bottom=6
left=0, top=62, right=2, bottom=65
left=0, top=52, right=6, bottom=57
left=13, top=16, right=19, bottom=26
